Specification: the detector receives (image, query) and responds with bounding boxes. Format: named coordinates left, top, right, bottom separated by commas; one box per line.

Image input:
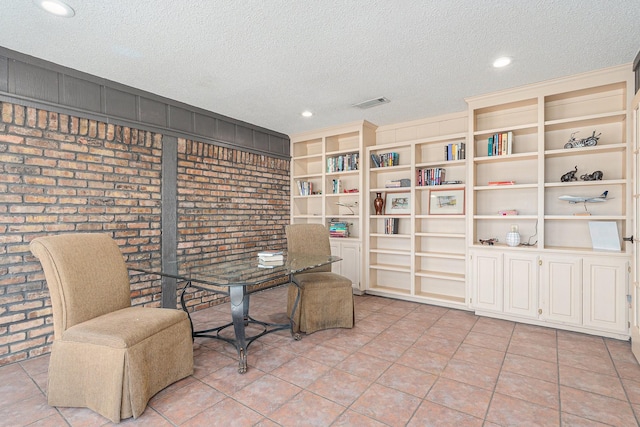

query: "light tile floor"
left=2, top=285, right=640, bottom=426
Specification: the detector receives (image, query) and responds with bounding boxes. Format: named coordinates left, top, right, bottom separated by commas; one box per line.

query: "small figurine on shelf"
left=374, top=193, right=384, bottom=215
left=564, top=131, right=600, bottom=149
left=479, top=238, right=498, bottom=245
left=560, top=166, right=578, bottom=182
left=580, top=170, right=603, bottom=181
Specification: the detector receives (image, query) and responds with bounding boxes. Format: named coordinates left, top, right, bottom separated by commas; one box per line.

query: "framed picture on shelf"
left=429, top=188, right=465, bottom=215
left=384, top=192, right=410, bottom=215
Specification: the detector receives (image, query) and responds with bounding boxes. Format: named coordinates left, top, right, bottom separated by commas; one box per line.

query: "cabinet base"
left=474, top=309, right=630, bottom=341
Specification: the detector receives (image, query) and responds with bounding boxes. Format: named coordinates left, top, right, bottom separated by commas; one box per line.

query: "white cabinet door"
left=583, top=257, right=628, bottom=334
left=471, top=250, right=503, bottom=312
left=540, top=256, right=582, bottom=325
left=504, top=253, right=539, bottom=319
left=330, top=240, right=360, bottom=288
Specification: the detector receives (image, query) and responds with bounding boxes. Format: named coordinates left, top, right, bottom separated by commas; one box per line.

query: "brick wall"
left=0, top=101, right=290, bottom=365
left=176, top=139, right=290, bottom=311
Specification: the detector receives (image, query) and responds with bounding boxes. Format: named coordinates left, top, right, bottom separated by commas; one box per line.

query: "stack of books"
left=329, top=221, right=349, bottom=238
left=257, top=250, right=284, bottom=268
left=384, top=179, right=411, bottom=188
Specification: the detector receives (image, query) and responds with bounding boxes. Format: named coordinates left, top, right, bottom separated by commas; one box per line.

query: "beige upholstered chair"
left=30, top=233, right=193, bottom=423
left=286, top=224, right=355, bottom=334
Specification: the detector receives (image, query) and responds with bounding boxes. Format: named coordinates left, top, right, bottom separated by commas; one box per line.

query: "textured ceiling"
left=0, top=1, right=639, bottom=136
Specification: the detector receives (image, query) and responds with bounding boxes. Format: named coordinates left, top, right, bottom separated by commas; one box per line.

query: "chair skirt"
left=46, top=307, right=193, bottom=423
left=287, top=272, right=354, bottom=334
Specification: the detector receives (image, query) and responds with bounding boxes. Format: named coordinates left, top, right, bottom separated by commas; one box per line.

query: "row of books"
left=329, top=221, right=349, bottom=238
left=445, top=142, right=466, bottom=161
left=370, top=152, right=399, bottom=168
left=327, top=153, right=359, bottom=173
left=488, top=131, right=513, bottom=156
left=416, top=167, right=446, bottom=186
left=384, top=218, right=399, bottom=234
left=296, top=180, right=313, bottom=196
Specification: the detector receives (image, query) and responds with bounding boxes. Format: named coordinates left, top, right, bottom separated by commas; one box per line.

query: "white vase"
left=506, top=225, right=520, bottom=247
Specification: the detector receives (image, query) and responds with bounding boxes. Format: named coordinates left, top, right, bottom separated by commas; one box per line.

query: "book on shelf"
left=384, top=179, right=411, bottom=188
left=296, top=180, right=313, bottom=196
left=327, top=153, right=359, bottom=173
left=416, top=167, right=446, bottom=186
left=332, top=179, right=342, bottom=194
left=488, top=181, right=515, bottom=186
left=384, top=218, right=399, bottom=234
left=370, top=152, right=399, bottom=168
left=487, top=131, right=513, bottom=156
left=444, top=142, right=465, bottom=161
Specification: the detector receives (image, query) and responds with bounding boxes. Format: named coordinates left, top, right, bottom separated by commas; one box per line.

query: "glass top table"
left=128, top=252, right=341, bottom=373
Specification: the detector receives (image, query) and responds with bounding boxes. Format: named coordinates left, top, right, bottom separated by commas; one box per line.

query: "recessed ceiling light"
left=33, top=0, right=75, bottom=17
left=493, top=57, right=512, bottom=68
left=301, top=111, right=313, bottom=118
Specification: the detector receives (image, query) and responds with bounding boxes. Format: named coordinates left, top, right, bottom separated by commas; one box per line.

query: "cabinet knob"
left=623, top=235, right=635, bottom=244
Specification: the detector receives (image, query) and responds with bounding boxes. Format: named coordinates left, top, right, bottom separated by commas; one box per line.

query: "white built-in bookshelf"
left=366, top=111, right=469, bottom=309
left=290, top=121, right=376, bottom=292
left=467, top=64, right=633, bottom=339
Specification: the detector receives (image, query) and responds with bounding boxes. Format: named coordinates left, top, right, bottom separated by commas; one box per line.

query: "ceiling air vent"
left=352, top=97, right=390, bottom=109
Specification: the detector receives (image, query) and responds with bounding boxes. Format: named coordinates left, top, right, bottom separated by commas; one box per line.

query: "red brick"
left=11, top=336, right=46, bottom=352
left=0, top=332, right=25, bottom=346
left=35, top=110, right=47, bottom=129
left=0, top=313, right=26, bottom=326
left=27, top=324, right=54, bottom=338
left=43, top=223, right=75, bottom=232
left=9, top=315, right=44, bottom=332
left=1, top=103, right=12, bottom=123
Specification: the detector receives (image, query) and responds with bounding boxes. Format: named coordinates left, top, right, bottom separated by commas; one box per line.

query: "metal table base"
left=180, top=279, right=302, bottom=373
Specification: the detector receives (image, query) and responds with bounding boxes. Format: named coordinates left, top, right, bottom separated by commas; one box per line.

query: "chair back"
left=30, top=233, right=132, bottom=339
left=285, top=224, right=332, bottom=273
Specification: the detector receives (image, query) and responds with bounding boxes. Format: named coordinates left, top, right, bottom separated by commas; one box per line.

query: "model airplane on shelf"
left=335, top=201, right=358, bottom=215
left=558, top=191, right=610, bottom=204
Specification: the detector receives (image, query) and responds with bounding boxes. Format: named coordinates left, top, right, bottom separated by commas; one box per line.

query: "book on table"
left=257, top=250, right=284, bottom=265
left=258, top=258, right=284, bottom=267
left=257, top=250, right=283, bottom=258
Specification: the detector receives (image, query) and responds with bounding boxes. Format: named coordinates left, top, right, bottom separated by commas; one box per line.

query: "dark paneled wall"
left=0, top=47, right=290, bottom=157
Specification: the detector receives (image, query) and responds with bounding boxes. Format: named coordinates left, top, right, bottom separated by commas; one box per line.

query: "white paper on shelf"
left=588, top=221, right=621, bottom=251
